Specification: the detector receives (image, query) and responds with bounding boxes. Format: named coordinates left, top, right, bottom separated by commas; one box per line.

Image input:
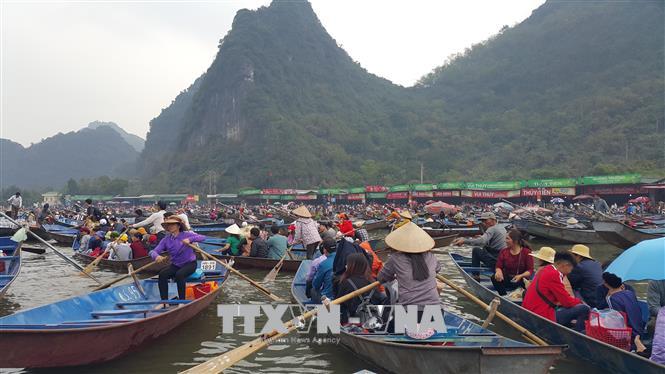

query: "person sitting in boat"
left=336, top=253, right=387, bottom=324
left=86, top=231, right=106, bottom=255
left=217, top=224, right=244, bottom=256
left=78, top=227, right=91, bottom=253
left=37, top=203, right=50, bottom=224
left=378, top=222, right=441, bottom=313
left=564, top=218, right=585, bottom=229
left=130, top=232, right=149, bottom=258
left=336, top=213, right=355, bottom=238
left=353, top=221, right=370, bottom=242
left=98, top=218, right=110, bottom=232
left=393, top=210, right=412, bottom=230
left=108, top=234, right=132, bottom=261
left=451, top=212, right=506, bottom=270
left=647, top=280, right=665, bottom=320
left=651, top=306, right=665, bottom=364
left=311, top=238, right=337, bottom=301
left=150, top=215, right=206, bottom=301
left=601, top=272, right=647, bottom=353
left=491, top=229, right=533, bottom=296
left=267, top=225, right=288, bottom=260
left=292, top=206, right=322, bottom=259
left=523, top=252, right=589, bottom=332
left=318, top=222, right=336, bottom=242
left=248, top=227, right=269, bottom=258
left=306, top=238, right=333, bottom=299
left=131, top=200, right=167, bottom=242
left=567, top=244, right=603, bottom=308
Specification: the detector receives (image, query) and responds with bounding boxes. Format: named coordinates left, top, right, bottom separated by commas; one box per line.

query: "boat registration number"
left=200, top=260, right=217, bottom=271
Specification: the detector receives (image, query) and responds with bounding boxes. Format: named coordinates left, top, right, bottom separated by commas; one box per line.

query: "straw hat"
left=569, top=244, right=593, bottom=259
left=385, top=222, right=434, bottom=253
left=353, top=220, right=365, bottom=228
left=529, top=247, right=556, bottom=264
left=399, top=210, right=413, bottom=220
left=161, top=216, right=186, bottom=230
left=566, top=217, right=579, bottom=225
left=292, top=206, right=312, bottom=218
left=225, top=223, right=241, bottom=235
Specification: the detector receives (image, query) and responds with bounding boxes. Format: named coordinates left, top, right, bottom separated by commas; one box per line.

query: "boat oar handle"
left=186, top=242, right=285, bottom=302
left=436, top=274, right=548, bottom=346
left=182, top=281, right=380, bottom=373
left=92, top=256, right=166, bottom=291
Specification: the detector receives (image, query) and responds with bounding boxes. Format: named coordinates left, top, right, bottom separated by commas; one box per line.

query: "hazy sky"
left=1, top=0, right=545, bottom=146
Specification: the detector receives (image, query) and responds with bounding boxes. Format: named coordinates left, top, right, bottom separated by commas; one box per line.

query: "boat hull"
left=46, top=231, right=77, bottom=246
left=592, top=221, right=663, bottom=249
left=0, top=279, right=225, bottom=368
left=208, top=253, right=303, bottom=272
left=516, top=220, right=604, bottom=244
left=0, top=237, right=22, bottom=297
left=450, top=253, right=665, bottom=374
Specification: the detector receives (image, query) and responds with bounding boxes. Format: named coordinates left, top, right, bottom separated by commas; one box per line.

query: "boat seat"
left=0, top=275, right=15, bottom=279
left=63, top=319, right=141, bottom=324
left=91, top=309, right=168, bottom=318
left=116, top=300, right=191, bottom=308
left=0, top=256, right=19, bottom=261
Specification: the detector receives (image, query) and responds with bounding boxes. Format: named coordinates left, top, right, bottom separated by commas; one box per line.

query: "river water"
left=0, top=237, right=645, bottom=374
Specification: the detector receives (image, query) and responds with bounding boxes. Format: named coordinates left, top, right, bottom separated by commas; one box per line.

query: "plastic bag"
left=11, top=227, right=28, bottom=243
left=589, top=308, right=626, bottom=329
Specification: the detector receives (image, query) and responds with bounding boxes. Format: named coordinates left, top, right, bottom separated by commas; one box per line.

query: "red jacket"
left=337, top=220, right=355, bottom=237
left=522, top=265, right=582, bottom=321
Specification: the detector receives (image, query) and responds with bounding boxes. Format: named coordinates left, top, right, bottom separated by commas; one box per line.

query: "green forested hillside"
left=139, top=0, right=664, bottom=192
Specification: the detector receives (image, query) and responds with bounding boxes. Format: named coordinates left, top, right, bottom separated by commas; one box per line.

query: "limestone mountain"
left=140, top=0, right=664, bottom=191
left=87, top=121, right=145, bottom=152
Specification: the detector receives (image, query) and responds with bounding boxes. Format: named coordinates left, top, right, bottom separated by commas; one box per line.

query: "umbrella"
left=424, top=201, right=457, bottom=215
left=551, top=197, right=565, bottom=204
left=628, top=196, right=649, bottom=204
left=605, top=237, right=665, bottom=281
left=573, top=195, right=593, bottom=201
left=493, top=202, right=514, bottom=211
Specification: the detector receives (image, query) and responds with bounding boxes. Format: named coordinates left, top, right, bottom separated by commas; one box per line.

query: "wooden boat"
left=198, top=241, right=307, bottom=272
left=42, top=224, right=79, bottom=246
left=513, top=219, right=604, bottom=244
left=54, top=217, right=82, bottom=227
left=363, top=219, right=390, bottom=231
left=422, top=226, right=481, bottom=238
left=72, top=251, right=168, bottom=274
left=450, top=253, right=665, bottom=374
left=0, top=224, right=50, bottom=242
left=593, top=220, right=664, bottom=249
left=0, top=237, right=22, bottom=297
left=291, top=260, right=563, bottom=374
left=0, top=261, right=228, bottom=368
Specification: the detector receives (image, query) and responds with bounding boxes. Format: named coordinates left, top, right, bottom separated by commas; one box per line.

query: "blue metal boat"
left=0, top=236, right=22, bottom=297
left=0, top=260, right=228, bottom=368
left=450, top=252, right=665, bottom=374
left=292, top=260, right=563, bottom=374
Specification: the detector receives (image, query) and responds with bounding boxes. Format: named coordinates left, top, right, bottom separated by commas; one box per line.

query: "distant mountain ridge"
left=0, top=124, right=140, bottom=189
left=86, top=121, right=144, bottom=152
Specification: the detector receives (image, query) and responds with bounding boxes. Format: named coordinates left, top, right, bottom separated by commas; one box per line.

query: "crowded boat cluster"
left=1, top=191, right=665, bottom=373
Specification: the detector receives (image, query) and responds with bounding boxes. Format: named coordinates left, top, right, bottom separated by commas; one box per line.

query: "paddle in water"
left=83, top=227, right=130, bottom=274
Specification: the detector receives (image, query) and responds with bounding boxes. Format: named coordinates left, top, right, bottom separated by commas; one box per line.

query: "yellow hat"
left=385, top=222, right=434, bottom=253
left=292, top=206, right=312, bottom=218
left=529, top=247, right=556, bottom=264
left=119, top=234, right=128, bottom=242
left=399, top=210, right=413, bottom=220
left=569, top=244, right=593, bottom=259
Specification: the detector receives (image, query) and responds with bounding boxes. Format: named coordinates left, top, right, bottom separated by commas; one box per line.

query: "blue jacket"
left=312, top=253, right=336, bottom=300
left=568, top=258, right=603, bottom=308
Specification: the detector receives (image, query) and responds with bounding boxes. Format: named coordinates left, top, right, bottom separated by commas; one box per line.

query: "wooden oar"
left=83, top=228, right=129, bottom=274
left=262, top=246, right=293, bottom=282
left=183, top=281, right=380, bottom=373
left=186, top=243, right=285, bottom=302
left=0, top=211, right=101, bottom=284
left=93, top=258, right=162, bottom=291
left=436, top=274, right=548, bottom=346
left=21, top=245, right=46, bottom=255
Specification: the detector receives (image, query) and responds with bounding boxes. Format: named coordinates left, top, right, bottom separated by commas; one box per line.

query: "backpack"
left=347, top=278, right=385, bottom=330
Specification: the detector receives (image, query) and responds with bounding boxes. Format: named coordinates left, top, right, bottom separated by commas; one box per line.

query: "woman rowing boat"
left=151, top=215, right=206, bottom=300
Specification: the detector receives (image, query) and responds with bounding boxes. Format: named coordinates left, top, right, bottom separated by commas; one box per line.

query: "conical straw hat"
left=292, top=206, right=312, bottom=218
left=529, top=247, right=556, bottom=264
left=566, top=217, right=579, bottom=225
left=569, top=244, right=593, bottom=259
left=385, top=222, right=434, bottom=253
left=225, top=224, right=241, bottom=235
left=399, top=210, right=413, bottom=220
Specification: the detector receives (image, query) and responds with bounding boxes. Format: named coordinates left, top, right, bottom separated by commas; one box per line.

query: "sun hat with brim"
left=385, top=222, right=435, bottom=253
left=353, top=220, right=365, bottom=228
left=161, top=216, right=186, bottom=230
left=529, top=247, right=556, bottom=264
left=399, top=210, right=413, bottom=220
left=292, top=206, right=312, bottom=218
left=479, top=212, right=496, bottom=220
left=225, top=224, right=241, bottom=235
left=569, top=244, right=593, bottom=259
left=566, top=218, right=579, bottom=225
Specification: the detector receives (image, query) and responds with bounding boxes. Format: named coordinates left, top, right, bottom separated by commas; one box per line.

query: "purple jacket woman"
left=651, top=307, right=665, bottom=365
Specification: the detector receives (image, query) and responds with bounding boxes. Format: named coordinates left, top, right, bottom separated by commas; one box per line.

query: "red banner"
left=386, top=192, right=409, bottom=199
left=365, top=185, right=388, bottom=192
left=521, top=187, right=576, bottom=197
left=262, top=188, right=284, bottom=195
left=295, top=194, right=317, bottom=200
left=412, top=191, right=434, bottom=198
left=461, top=190, right=521, bottom=199
left=347, top=193, right=365, bottom=201
left=433, top=191, right=460, bottom=197
left=581, top=186, right=645, bottom=195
